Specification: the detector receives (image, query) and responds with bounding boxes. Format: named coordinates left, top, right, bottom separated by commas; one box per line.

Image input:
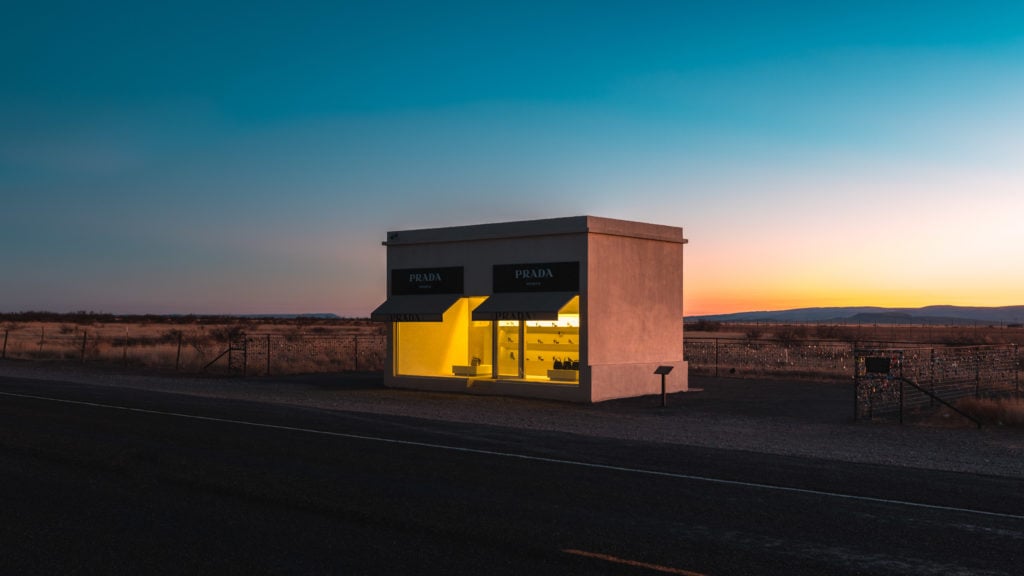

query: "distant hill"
left=687, top=305, right=1024, bottom=326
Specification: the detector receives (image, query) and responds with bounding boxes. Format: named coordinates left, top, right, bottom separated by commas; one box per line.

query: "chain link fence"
left=228, top=333, right=387, bottom=375
left=686, top=337, right=1021, bottom=383
left=854, top=345, right=1020, bottom=423
left=685, top=338, right=855, bottom=379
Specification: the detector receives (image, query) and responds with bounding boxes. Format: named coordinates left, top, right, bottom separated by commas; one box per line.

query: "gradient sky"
left=2, top=1, right=1022, bottom=316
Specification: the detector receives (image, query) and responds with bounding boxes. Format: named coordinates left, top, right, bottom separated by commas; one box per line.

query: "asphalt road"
left=1, top=375, right=1022, bottom=575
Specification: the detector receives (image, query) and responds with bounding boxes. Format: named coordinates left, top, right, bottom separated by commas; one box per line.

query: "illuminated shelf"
left=522, top=340, right=577, bottom=352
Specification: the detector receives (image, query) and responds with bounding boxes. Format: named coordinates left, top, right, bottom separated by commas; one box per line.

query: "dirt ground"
left=601, top=375, right=853, bottom=423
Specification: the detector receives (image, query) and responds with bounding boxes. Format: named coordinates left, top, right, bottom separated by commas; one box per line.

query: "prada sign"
left=493, top=261, right=579, bottom=293
left=490, top=311, right=546, bottom=321
left=391, top=267, right=464, bottom=295
left=388, top=313, right=433, bottom=322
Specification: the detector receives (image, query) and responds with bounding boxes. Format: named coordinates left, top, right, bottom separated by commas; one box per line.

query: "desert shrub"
left=209, top=325, right=245, bottom=343
left=815, top=324, right=855, bottom=341
left=955, top=397, right=1024, bottom=427
left=690, top=320, right=722, bottom=333
left=941, top=331, right=991, bottom=346
left=745, top=327, right=763, bottom=340
left=158, top=329, right=185, bottom=344
left=59, top=324, right=77, bottom=335
left=774, top=325, right=807, bottom=346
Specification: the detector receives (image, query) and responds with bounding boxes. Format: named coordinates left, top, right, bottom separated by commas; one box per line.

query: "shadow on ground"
left=596, top=375, right=853, bottom=423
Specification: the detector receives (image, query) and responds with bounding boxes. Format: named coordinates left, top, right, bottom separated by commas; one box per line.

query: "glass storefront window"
left=467, top=317, right=492, bottom=374
left=395, top=297, right=489, bottom=377
left=524, top=315, right=579, bottom=380
left=492, top=296, right=580, bottom=383
left=394, top=295, right=579, bottom=384
left=496, top=321, right=520, bottom=377
left=524, top=296, right=579, bottom=382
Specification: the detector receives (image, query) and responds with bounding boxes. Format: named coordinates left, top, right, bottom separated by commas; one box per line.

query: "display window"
left=494, top=296, right=580, bottom=383
left=394, top=297, right=489, bottom=377
left=394, top=295, right=579, bottom=384
left=497, top=321, right=520, bottom=377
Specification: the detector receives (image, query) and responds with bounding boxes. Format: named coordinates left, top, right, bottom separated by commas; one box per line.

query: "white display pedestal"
left=547, top=369, right=579, bottom=382
left=452, top=365, right=492, bottom=376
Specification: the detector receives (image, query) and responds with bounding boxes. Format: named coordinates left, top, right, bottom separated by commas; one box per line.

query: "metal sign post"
left=654, top=366, right=673, bottom=407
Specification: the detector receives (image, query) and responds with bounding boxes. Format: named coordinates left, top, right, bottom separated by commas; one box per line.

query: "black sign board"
left=864, top=357, right=892, bottom=374
left=493, top=261, right=579, bottom=293
left=391, top=267, right=464, bottom=295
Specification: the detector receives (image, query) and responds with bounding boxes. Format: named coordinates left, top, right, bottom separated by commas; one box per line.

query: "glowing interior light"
left=525, top=314, right=579, bottom=328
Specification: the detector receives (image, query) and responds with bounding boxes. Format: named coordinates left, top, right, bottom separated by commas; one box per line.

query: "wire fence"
left=6, top=326, right=1021, bottom=390
left=685, top=337, right=1021, bottom=424
left=685, top=337, right=1023, bottom=382
left=229, top=333, right=387, bottom=375
left=853, top=345, right=1020, bottom=424
left=0, top=328, right=387, bottom=375
left=685, top=338, right=856, bottom=379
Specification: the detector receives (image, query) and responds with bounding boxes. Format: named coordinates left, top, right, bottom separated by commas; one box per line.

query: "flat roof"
left=384, top=215, right=685, bottom=246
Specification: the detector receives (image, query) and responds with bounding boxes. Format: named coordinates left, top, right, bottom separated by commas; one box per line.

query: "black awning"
left=471, top=292, right=577, bottom=321
left=370, top=294, right=461, bottom=322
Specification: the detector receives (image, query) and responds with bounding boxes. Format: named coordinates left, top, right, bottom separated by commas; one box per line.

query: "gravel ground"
left=2, top=359, right=1022, bottom=479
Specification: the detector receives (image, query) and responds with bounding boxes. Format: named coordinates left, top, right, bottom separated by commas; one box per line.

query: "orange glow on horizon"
left=685, top=287, right=1024, bottom=317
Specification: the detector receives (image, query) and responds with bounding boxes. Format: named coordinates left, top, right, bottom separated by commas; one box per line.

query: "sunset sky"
left=2, top=2, right=1022, bottom=317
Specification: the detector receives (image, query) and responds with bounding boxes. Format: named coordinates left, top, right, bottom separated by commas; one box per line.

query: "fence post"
left=81, top=332, right=87, bottom=363
left=2, top=330, right=7, bottom=359
left=852, top=377, right=857, bottom=422
left=975, top=350, right=981, bottom=399
left=852, top=345, right=858, bottom=422
left=929, top=348, right=935, bottom=407
left=1011, top=342, right=1019, bottom=397
left=242, top=336, right=248, bottom=378
left=899, top=350, right=905, bottom=425
left=266, top=334, right=271, bottom=376
left=39, top=325, right=45, bottom=354
left=175, top=332, right=183, bottom=371
left=899, top=377, right=904, bottom=425
left=714, top=338, right=719, bottom=377
left=123, top=328, right=128, bottom=367
left=354, top=336, right=360, bottom=372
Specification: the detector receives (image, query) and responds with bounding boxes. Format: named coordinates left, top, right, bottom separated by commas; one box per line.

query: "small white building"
left=371, top=215, right=687, bottom=402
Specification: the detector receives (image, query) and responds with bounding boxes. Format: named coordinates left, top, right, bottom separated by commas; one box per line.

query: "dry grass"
left=687, top=322, right=1024, bottom=346
left=955, top=396, right=1024, bottom=428
left=0, top=318, right=386, bottom=374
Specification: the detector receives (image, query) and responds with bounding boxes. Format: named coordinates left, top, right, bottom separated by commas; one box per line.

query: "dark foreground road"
left=1, top=375, right=1022, bottom=575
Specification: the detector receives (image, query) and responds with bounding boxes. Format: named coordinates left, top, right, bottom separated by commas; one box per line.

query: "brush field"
left=0, top=314, right=386, bottom=374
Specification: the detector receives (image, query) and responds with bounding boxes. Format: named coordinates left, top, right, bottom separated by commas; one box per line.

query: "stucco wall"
left=383, top=376, right=590, bottom=402
left=589, top=361, right=688, bottom=402
left=586, top=232, right=683, bottom=364
left=586, top=229, right=686, bottom=400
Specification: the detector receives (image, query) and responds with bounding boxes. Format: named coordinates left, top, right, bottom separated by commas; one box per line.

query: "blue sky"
left=2, top=2, right=1023, bottom=315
